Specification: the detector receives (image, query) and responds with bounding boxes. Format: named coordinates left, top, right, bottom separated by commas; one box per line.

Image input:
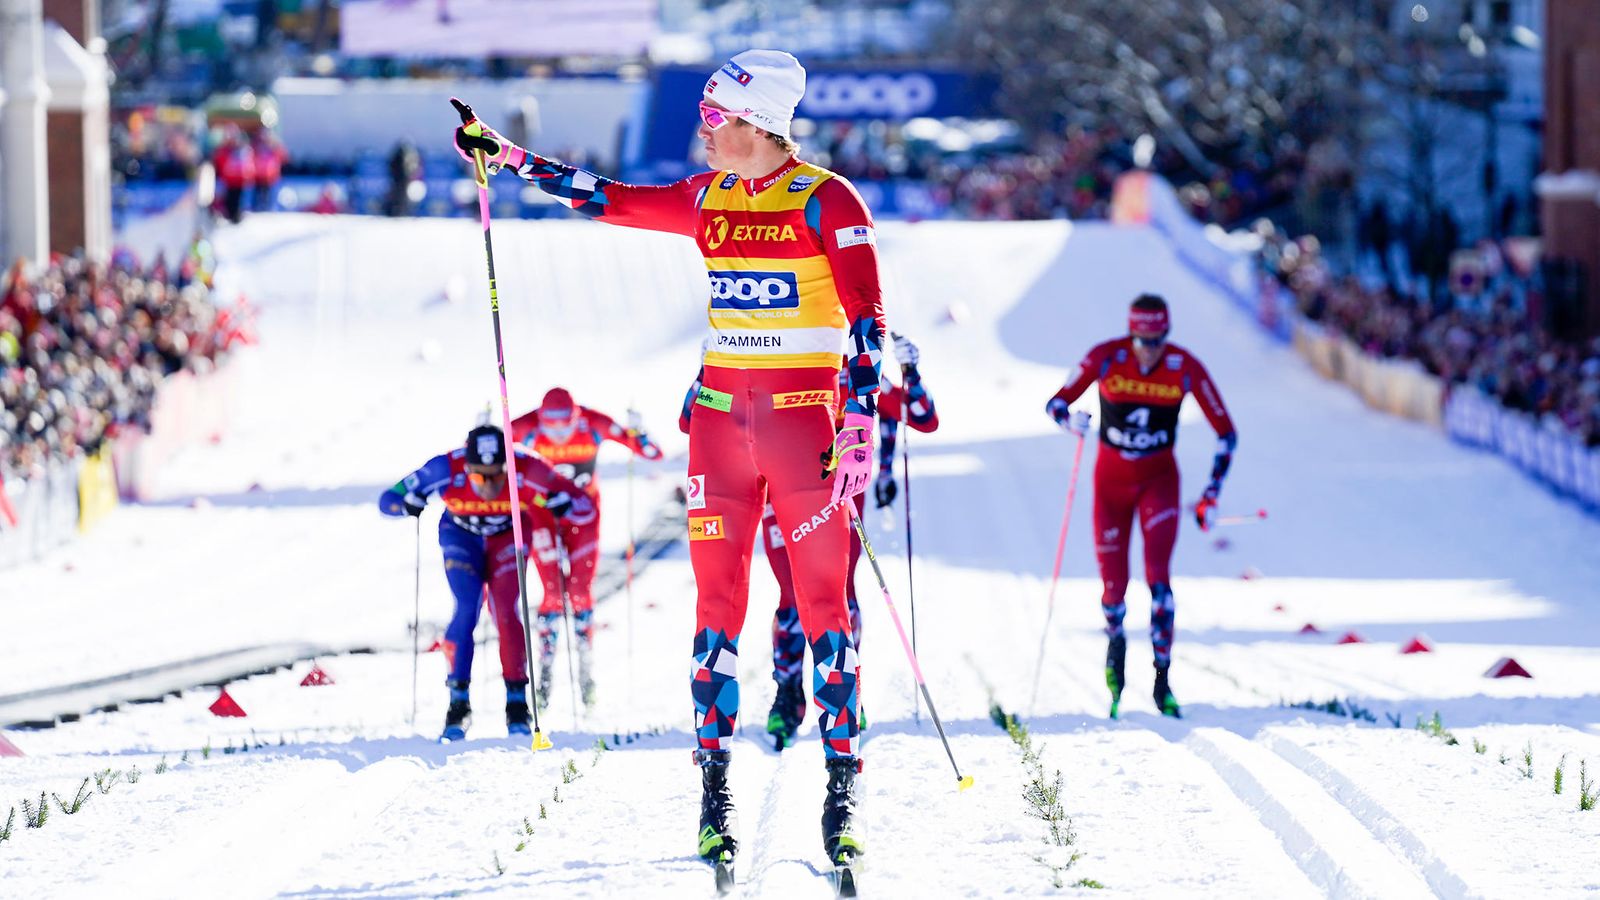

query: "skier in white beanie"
left=454, top=48, right=886, bottom=888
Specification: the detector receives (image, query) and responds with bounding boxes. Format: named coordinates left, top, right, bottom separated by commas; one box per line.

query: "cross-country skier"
left=1045, top=294, right=1237, bottom=719
left=759, top=334, right=939, bottom=749
left=379, top=424, right=593, bottom=740
left=454, top=49, right=885, bottom=879
left=510, top=387, right=663, bottom=709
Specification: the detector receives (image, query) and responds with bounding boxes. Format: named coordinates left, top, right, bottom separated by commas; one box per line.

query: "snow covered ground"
left=4, top=214, right=1600, bottom=897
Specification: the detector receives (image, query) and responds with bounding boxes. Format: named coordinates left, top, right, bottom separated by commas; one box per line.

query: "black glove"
left=544, top=490, right=574, bottom=520
left=402, top=494, right=427, bottom=517
left=873, top=473, right=898, bottom=509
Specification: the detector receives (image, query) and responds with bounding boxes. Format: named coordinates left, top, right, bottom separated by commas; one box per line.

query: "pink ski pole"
left=848, top=503, right=973, bottom=791
left=452, top=97, right=551, bottom=751
left=1028, top=430, right=1087, bottom=717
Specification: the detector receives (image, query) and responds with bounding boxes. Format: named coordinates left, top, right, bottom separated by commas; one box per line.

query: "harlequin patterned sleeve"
left=507, top=154, right=716, bottom=237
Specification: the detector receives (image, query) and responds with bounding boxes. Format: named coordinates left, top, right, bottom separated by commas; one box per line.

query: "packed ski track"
left=4, top=215, right=1600, bottom=897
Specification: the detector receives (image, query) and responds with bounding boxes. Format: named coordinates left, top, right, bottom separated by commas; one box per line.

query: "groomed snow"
left=3, top=214, right=1599, bottom=897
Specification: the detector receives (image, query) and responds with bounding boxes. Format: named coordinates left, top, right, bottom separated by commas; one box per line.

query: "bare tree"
left=944, top=0, right=1389, bottom=177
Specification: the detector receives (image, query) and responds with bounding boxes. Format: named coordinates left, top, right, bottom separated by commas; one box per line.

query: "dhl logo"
left=444, top=498, right=511, bottom=515
left=1102, top=374, right=1181, bottom=400
left=688, top=515, right=725, bottom=542
left=772, top=390, right=833, bottom=410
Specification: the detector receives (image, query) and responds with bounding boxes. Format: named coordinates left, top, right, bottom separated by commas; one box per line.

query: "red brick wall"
left=1542, top=0, right=1600, bottom=335
left=47, top=110, right=87, bottom=256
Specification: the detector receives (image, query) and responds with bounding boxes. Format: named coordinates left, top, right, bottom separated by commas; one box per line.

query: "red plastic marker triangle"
left=1336, top=631, right=1365, bottom=645
left=1298, top=623, right=1321, bottom=635
left=1400, top=635, right=1433, bottom=654
left=0, top=732, right=25, bottom=757
left=1485, top=657, right=1532, bottom=678
left=299, top=664, right=335, bottom=687
left=1272, top=603, right=1286, bottom=613
left=425, top=639, right=444, bottom=653
left=209, top=687, right=248, bottom=717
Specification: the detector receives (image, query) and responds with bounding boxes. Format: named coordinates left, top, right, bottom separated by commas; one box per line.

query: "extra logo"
left=689, top=515, right=725, bottom=541
left=708, top=270, right=800, bottom=310
left=720, top=59, right=754, bottom=85
left=686, top=474, right=706, bottom=510
left=705, top=214, right=731, bottom=250
left=1102, top=374, right=1181, bottom=400
left=772, top=390, right=832, bottom=410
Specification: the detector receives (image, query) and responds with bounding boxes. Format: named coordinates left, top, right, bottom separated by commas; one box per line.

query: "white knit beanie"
left=702, top=50, right=807, bottom=140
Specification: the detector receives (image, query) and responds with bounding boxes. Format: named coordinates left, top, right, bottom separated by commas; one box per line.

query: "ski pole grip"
left=449, top=97, right=476, bottom=125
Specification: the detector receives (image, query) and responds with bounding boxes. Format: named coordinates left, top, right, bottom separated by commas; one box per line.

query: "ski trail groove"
left=1183, top=729, right=1435, bottom=899
left=84, top=756, right=427, bottom=899
left=1263, top=732, right=1478, bottom=900
left=741, top=746, right=827, bottom=897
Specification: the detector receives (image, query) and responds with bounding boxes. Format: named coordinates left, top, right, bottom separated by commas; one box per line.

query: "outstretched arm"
left=588, top=408, right=664, bottom=460
left=379, top=453, right=451, bottom=516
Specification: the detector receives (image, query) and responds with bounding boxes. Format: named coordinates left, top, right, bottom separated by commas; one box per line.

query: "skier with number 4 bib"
left=1045, top=294, right=1237, bottom=719
left=453, top=49, right=884, bottom=884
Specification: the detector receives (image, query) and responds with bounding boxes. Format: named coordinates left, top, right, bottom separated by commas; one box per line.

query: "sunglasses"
left=466, top=469, right=505, bottom=489
left=698, top=101, right=752, bottom=132
left=1131, top=333, right=1169, bottom=350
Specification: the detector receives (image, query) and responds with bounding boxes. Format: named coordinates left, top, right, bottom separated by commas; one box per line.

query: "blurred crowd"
left=1268, top=231, right=1600, bottom=449
left=0, top=243, right=253, bottom=476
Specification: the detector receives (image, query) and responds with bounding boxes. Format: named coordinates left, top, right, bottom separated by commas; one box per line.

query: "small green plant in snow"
left=53, top=778, right=92, bottom=814
left=1518, top=742, right=1535, bottom=780
left=21, top=792, right=49, bottom=829
left=1554, top=755, right=1567, bottom=795
left=1579, top=761, right=1597, bottom=812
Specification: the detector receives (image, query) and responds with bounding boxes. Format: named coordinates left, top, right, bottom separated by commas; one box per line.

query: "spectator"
left=0, top=245, right=247, bottom=478
left=1271, top=234, right=1600, bottom=449
left=212, top=127, right=256, bottom=224
left=251, top=131, right=288, bottom=212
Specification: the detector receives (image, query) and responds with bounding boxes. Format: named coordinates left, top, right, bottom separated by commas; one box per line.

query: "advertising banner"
left=341, top=0, right=658, bottom=58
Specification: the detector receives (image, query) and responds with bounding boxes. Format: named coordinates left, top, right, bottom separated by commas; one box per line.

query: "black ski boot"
left=1105, top=634, right=1127, bottom=719
left=696, top=749, right=737, bottom=893
left=441, top=679, right=471, bottom=742
left=766, top=675, right=806, bottom=750
left=1153, top=664, right=1181, bottom=718
left=505, top=679, right=531, bottom=736
left=822, top=757, right=863, bottom=896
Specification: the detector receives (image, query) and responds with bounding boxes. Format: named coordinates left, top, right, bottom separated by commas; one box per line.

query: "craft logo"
left=689, top=515, right=725, bottom=541
left=773, top=390, right=832, bottom=410
left=686, top=475, right=706, bottom=510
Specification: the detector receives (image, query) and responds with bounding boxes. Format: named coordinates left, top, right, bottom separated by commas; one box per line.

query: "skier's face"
left=466, top=465, right=506, bottom=500
left=538, top=410, right=577, bottom=443
left=1131, top=331, right=1168, bottom=370
left=697, top=99, right=758, bottom=170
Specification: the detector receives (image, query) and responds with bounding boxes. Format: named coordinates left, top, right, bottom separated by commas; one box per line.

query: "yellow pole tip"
left=531, top=732, right=554, bottom=751
left=958, top=775, right=975, bottom=792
